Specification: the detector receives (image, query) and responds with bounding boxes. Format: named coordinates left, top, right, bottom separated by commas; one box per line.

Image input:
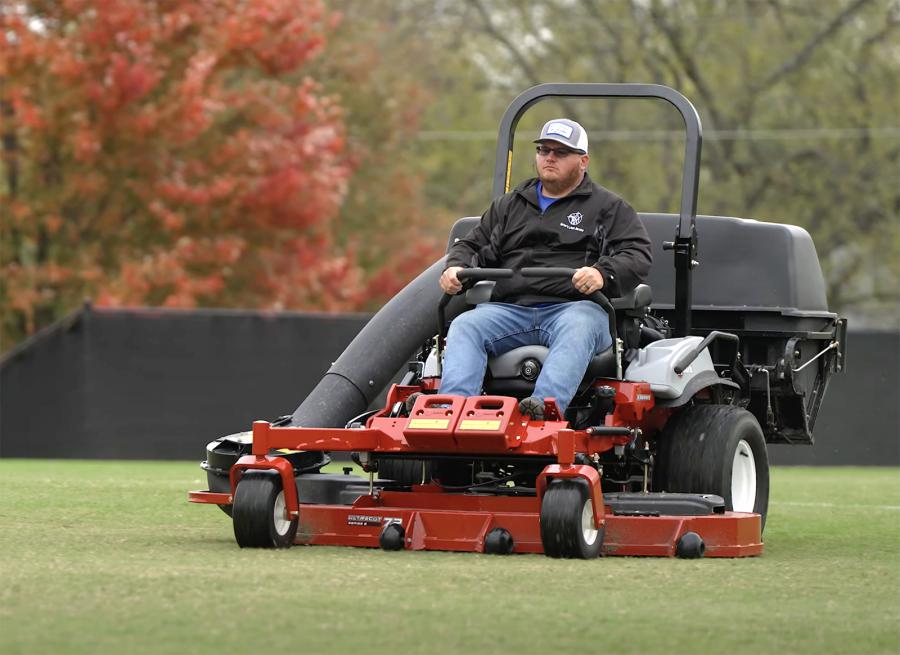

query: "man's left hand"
left=572, top=267, right=605, bottom=295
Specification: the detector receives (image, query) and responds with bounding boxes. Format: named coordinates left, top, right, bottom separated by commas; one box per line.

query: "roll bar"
left=492, top=83, right=702, bottom=337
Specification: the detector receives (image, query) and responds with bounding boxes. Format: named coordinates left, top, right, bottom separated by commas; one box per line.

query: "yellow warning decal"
left=407, top=418, right=450, bottom=429
left=458, top=420, right=502, bottom=431
left=276, top=449, right=302, bottom=454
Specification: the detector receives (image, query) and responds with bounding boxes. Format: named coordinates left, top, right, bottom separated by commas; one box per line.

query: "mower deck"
left=189, top=386, right=764, bottom=557
left=190, top=485, right=762, bottom=557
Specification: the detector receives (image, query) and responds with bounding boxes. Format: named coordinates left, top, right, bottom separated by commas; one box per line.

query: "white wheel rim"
left=581, top=498, right=599, bottom=546
left=731, top=439, right=757, bottom=512
left=273, top=490, right=291, bottom=536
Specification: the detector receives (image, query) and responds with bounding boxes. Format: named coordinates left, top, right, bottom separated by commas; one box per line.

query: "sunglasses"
left=536, top=145, right=581, bottom=158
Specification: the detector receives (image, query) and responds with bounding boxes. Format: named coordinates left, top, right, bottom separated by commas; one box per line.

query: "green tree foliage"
left=415, top=0, right=900, bottom=326
left=306, top=0, right=449, bottom=308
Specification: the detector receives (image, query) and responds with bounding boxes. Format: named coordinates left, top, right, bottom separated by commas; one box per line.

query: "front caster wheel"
left=233, top=475, right=297, bottom=548
left=540, top=480, right=603, bottom=559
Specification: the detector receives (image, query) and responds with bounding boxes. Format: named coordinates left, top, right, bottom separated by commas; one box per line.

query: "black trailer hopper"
left=448, top=213, right=847, bottom=445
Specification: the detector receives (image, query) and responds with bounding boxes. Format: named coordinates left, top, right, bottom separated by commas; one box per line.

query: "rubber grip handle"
left=456, top=268, right=515, bottom=281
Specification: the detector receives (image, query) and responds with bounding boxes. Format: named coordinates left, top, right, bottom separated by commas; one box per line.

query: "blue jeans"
left=439, top=301, right=612, bottom=413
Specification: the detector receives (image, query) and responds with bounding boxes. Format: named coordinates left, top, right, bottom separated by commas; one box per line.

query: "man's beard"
left=539, top=166, right=583, bottom=195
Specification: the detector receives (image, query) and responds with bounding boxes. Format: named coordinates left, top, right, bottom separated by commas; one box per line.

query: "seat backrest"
left=448, top=213, right=829, bottom=315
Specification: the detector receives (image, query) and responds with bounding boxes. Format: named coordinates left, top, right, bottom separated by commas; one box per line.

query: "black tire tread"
left=540, top=480, right=603, bottom=559
left=655, top=404, right=770, bottom=530
left=232, top=475, right=297, bottom=548
left=377, top=458, right=430, bottom=485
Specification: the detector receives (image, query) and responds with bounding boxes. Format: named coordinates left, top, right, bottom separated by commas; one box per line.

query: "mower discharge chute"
left=189, top=84, right=846, bottom=558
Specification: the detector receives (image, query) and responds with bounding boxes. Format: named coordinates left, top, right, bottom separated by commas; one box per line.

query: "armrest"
left=610, top=284, right=652, bottom=311
left=465, top=281, right=496, bottom=305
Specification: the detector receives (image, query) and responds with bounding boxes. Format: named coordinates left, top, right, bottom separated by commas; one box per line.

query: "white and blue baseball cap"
left=534, top=118, right=588, bottom=154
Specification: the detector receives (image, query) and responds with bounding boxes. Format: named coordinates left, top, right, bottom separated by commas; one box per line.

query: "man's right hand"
left=440, top=266, right=464, bottom=294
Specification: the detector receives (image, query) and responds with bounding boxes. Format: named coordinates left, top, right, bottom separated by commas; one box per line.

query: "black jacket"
left=446, top=173, right=652, bottom=303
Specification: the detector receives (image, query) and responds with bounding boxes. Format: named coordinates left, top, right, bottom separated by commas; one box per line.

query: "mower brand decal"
left=458, top=419, right=502, bottom=431
left=546, top=122, right=573, bottom=139
left=347, top=514, right=383, bottom=527
left=408, top=418, right=450, bottom=429
left=637, top=394, right=652, bottom=401
left=346, top=515, right=403, bottom=528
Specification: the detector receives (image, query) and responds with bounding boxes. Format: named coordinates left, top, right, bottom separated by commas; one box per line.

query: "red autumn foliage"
left=2, top=0, right=442, bottom=349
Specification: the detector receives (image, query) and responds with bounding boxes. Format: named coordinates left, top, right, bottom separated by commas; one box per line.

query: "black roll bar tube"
left=492, top=83, right=702, bottom=338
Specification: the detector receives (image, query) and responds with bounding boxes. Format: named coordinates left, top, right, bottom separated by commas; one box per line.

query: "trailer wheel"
left=232, top=475, right=297, bottom=548
left=540, top=480, right=603, bottom=559
left=377, top=458, right=431, bottom=485
left=656, top=404, right=770, bottom=531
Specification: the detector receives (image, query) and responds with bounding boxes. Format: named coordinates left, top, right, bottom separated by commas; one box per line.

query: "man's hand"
left=440, top=266, right=465, bottom=294
left=572, top=266, right=604, bottom=295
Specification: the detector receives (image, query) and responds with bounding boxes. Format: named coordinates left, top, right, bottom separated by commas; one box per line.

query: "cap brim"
left=533, top=137, right=586, bottom=154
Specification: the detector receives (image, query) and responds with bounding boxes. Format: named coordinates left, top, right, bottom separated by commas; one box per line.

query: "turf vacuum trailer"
left=189, top=84, right=847, bottom=558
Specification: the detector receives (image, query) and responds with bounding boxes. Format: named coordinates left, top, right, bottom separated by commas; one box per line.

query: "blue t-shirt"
left=533, top=183, right=565, bottom=306
left=530, top=180, right=559, bottom=307
left=536, top=182, right=559, bottom=213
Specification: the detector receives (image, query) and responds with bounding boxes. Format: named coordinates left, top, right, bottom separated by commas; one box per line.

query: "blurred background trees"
left=3, top=0, right=898, bottom=351
left=2, top=0, right=365, bottom=346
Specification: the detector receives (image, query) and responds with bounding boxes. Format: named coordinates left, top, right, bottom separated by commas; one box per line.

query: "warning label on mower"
left=458, top=419, right=501, bottom=430
left=407, top=418, right=450, bottom=429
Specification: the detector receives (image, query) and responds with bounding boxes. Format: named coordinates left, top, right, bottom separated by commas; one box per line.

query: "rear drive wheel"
left=540, top=480, right=603, bottom=559
left=232, top=475, right=297, bottom=548
left=655, top=404, right=770, bottom=530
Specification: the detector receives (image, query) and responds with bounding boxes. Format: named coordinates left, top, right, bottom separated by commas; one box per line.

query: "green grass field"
left=0, top=460, right=898, bottom=655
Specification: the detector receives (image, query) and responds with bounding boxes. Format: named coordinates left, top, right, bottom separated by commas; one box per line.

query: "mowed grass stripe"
left=0, top=460, right=898, bottom=655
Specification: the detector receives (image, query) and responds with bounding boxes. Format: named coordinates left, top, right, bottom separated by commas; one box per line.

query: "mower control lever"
left=436, top=266, right=621, bottom=379
left=436, top=269, right=516, bottom=374
left=521, top=267, right=617, bottom=347
left=520, top=266, right=584, bottom=277
left=456, top=267, right=515, bottom=281
left=438, top=268, right=514, bottom=311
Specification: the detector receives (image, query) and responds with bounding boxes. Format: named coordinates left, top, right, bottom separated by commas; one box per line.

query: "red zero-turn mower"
left=189, top=84, right=847, bottom=558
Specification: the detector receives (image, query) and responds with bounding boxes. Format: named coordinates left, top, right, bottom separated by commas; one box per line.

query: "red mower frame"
left=190, top=380, right=763, bottom=557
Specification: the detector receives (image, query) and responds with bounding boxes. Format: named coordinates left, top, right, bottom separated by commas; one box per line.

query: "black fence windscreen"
left=1, top=306, right=897, bottom=465
left=1, top=306, right=372, bottom=460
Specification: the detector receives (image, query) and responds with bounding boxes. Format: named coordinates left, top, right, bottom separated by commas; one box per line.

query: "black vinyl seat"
left=483, top=344, right=617, bottom=397
left=469, top=284, right=653, bottom=397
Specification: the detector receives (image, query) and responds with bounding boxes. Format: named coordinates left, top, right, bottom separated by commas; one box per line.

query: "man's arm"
left=591, top=198, right=652, bottom=297
left=445, top=197, right=506, bottom=271
left=441, top=197, right=507, bottom=294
